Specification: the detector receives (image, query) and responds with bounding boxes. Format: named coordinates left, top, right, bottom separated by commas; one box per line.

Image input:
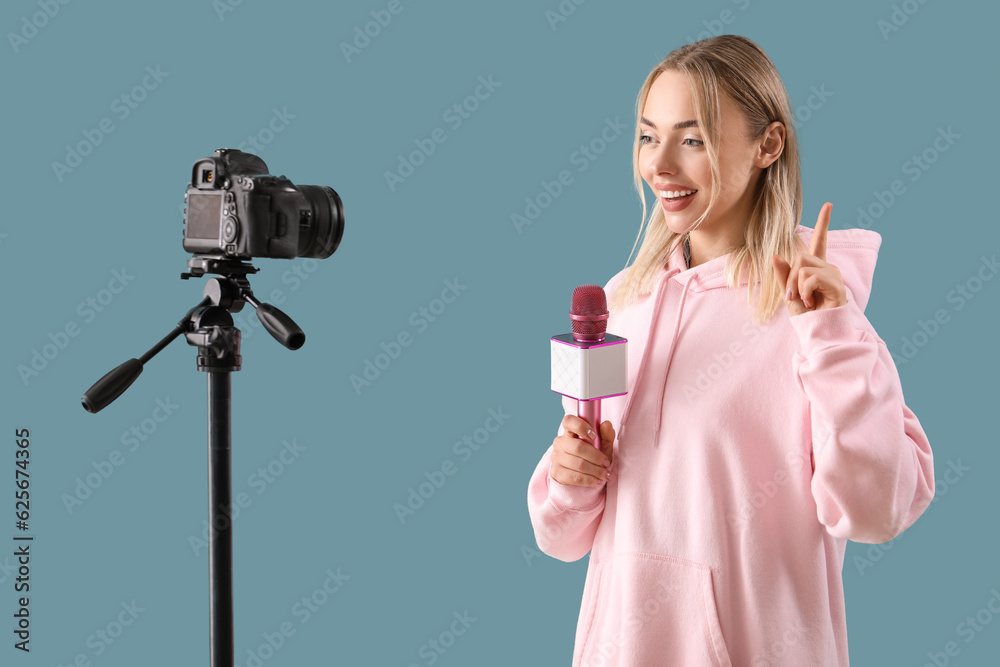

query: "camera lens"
left=296, top=185, right=344, bottom=259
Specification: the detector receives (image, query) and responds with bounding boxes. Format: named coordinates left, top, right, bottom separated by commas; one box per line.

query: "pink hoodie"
left=527, top=225, right=935, bottom=666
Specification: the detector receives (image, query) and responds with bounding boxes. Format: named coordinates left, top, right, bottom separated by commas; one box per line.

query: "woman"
left=526, top=34, right=935, bottom=666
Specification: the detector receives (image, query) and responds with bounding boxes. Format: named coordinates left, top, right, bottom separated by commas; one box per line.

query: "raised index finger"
left=811, top=202, right=831, bottom=261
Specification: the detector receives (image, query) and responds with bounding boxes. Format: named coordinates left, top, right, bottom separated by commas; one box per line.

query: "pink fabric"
left=527, top=225, right=935, bottom=666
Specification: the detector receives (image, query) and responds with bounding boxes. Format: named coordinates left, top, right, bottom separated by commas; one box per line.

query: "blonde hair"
left=609, top=34, right=808, bottom=325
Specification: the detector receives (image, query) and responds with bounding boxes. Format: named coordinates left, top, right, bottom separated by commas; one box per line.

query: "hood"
left=610, top=224, right=882, bottom=446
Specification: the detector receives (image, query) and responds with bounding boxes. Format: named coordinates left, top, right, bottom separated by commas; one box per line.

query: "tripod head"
left=81, top=256, right=304, bottom=414
left=182, top=256, right=304, bottom=350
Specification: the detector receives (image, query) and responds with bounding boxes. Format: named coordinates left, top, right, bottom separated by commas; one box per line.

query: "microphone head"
left=570, top=284, right=609, bottom=340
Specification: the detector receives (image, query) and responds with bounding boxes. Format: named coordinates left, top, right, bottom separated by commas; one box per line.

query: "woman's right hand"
left=550, top=415, right=616, bottom=487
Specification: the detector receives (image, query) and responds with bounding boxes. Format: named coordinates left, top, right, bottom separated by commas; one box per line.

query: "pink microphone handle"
left=577, top=399, right=601, bottom=450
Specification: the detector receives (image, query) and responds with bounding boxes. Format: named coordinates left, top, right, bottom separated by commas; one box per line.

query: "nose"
left=646, top=141, right=679, bottom=176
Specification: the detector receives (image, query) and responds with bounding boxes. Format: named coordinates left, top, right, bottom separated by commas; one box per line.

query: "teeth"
left=659, top=189, right=696, bottom=199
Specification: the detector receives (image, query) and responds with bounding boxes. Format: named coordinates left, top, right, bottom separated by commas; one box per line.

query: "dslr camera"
left=183, top=148, right=344, bottom=260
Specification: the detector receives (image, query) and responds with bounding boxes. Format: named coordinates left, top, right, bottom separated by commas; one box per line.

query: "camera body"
left=182, top=148, right=343, bottom=260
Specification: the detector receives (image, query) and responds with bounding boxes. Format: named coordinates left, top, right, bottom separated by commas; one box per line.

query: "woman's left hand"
left=771, top=202, right=848, bottom=316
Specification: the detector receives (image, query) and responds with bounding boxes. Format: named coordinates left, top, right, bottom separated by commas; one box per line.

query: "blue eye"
left=683, top=138, right=703, bottom=147
left=639, top=133, right=653, bottom=145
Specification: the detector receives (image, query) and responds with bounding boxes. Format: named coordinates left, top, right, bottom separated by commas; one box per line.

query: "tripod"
left=82, top=256, right=305, bottom=667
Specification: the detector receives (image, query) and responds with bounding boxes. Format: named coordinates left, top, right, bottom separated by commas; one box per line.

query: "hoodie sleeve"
left=527, top=394, right=607, bottom=562
left=789, top=299, right=935, bottom=544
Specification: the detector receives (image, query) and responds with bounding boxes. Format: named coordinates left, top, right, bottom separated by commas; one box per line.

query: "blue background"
left=1, top=0, right=997, bottom=665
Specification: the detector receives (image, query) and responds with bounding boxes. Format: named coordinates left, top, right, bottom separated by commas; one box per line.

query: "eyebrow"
left=640, top=117, right=699, bottom=131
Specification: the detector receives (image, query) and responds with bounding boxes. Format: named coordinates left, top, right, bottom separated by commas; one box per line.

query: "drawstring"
left=618, top=267, right=697, bottom=448
left=650, top=273, right=695, bottom=446
left=617, top=270, right=673, bottom=443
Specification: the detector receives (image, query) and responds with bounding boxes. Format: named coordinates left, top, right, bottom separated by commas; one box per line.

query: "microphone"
left=551, top=285, right=628, bottom=451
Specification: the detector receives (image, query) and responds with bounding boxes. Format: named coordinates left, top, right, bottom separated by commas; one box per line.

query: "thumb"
left=771, top=254, right=790, bottom=287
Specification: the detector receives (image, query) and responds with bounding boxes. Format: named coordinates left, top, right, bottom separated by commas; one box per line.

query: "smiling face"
left=639, top=69, right=779, bottom=261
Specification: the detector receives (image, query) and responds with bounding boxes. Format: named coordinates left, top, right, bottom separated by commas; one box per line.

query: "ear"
left=755, top=121, right=785, bottom=169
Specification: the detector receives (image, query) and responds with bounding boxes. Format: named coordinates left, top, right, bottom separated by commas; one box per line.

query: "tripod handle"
left=81, top=299, right=206, bottom=413
left=254, top=302, right=305, bottom=350
left=81, top=358, right=144, bottom=413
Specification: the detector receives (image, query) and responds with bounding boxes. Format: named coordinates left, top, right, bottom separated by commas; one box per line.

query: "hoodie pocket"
left=577, top=552, right=733, bottom=667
